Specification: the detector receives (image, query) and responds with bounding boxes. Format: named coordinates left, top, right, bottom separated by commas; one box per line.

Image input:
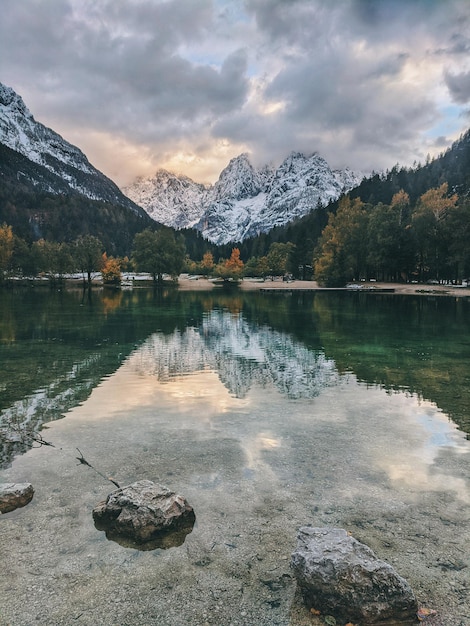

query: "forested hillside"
left=0, top=143, right=153, bottom=256
left=348, top=129, right=470, bottom=206
left=232, top=129, right=470, bottom=285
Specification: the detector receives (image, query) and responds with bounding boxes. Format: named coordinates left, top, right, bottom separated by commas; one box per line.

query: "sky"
left=1, top=0, right=470, bottom=187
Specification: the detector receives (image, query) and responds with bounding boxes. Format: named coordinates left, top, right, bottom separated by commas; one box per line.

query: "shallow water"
left=0, top=288, right=469, bottom=625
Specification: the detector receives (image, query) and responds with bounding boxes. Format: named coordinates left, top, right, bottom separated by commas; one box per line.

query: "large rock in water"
left=0, top=483, right=34, bottom=513
left=291, top=527, right=418, bottom=624
left=93, top=480, right=195, bottom=550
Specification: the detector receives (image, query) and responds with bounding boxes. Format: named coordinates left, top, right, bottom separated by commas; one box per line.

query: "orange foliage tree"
left=215, top=248, right=244, bottom=281
left=101, top=253, right=122, bottom=285
left=0, top=223, right=14, bottom=280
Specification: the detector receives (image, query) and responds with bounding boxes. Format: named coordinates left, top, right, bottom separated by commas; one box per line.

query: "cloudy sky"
left=1, top=0, right=470, bottom=187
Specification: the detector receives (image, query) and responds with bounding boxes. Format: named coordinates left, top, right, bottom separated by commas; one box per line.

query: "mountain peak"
left=123, top=168, right=208, bottom=228
left=213, top=152, right=262, bottom=201
left=0, top=81, right=145, bottom=215
left=125, top=151, right=360, bottom=244
left=0, top=81, right=93, bottom=173
left=0, top=83, right=29, bottom=117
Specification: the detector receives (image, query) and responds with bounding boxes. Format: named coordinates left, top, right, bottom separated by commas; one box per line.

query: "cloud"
left=445, top=70, right=470, bottom=104
left=0, top=0, right=469, bottom=184
left=236, top=0, right=470, bottom=171
left=220, top=1, right=445, bottom=170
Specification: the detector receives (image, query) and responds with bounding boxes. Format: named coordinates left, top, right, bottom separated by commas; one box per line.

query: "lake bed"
left=1, top=289, right=469, bottom=625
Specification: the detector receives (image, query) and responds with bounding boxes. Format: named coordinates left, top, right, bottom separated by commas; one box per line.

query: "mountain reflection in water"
left=131, top=309, right=338, bottom=399
left=1, top=289, right=469, bottom=469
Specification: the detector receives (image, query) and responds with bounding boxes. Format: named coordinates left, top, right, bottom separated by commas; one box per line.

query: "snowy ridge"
left=129, top=309, right=339, bottom=400
left=0, top=83, right=98, bottom=178
left=0, top=82, right=145, bottom=214
left=0, top=83, right=93, bottom=175
left=212, top=153, right=264, bottom=201
left=122, top=169, right=209, bottom=228
left=0, top=81, right=359, bottom=235
left=124, top=151, right=360, bottom=244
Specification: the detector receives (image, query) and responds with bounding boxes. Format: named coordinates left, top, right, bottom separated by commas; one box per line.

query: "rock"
left=92, top=480, right=195, bottom=549
left=0, top=482, right=34, bottom=513
left=291, top=527, right=418, bottom=624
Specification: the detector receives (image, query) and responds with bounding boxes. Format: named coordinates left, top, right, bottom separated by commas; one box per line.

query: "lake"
left=0, top=287, right=469, bottom=626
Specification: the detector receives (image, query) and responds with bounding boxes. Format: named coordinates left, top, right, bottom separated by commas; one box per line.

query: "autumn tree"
left=411, top=184, right=457, bottom=281
left=184, top=256, right=198, bottom=275
left=214, top=248, right=245, bottom=281
left=199, top=251, right=215, bottom=276
left=313, top=197, right=368, bottom=286
left=390, top=189, right=410, bottom=223
left=418, top=183, right=457, bottom=221
left=0, top=223, right=14, bottom=282
left=101, top=253, right=122, bottom=285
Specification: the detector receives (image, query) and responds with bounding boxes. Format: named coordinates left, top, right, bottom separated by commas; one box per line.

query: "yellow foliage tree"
left=412, top=184, right=458, bottom=281
left=200, top=251, right=215, bottom=276
left=391, top=189, right=410, bottom=208
left=101, top=254, right=122, bottom=285
left=0, top=223, right=14, bottom=279
left=313, top=196, right=367, bottom=286
left=417, top=183, right=457, bottom=220
left=391, top=189, right=410, bottom=225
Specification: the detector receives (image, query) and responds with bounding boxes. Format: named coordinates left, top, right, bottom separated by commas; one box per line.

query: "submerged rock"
left=92, top=480, right=195, bottom=549
left=291, top=527, right=418, bottom=624
left=0, top=482, right=34, bottom=513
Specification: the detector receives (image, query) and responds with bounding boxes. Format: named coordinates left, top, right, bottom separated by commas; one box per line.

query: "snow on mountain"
left=333, top=166, right=360, bottom=191
left=128, top=308, right=339, bottom=400
left=0, top=83, right=93, bottom=174
left=0, top=81, right=359, bottom=239
left=266, top=152, right=339, bottom=215
left=122, top=169, right=208, bottom=228
left=193, top=153, right=276, bottom=244
left=0, top=82, right=144, bottom=214
left=212, top=153, right=263, bottom=201
left=124, top=151, right=359, bottom=245
left=246, top=152, right=350, bottom=238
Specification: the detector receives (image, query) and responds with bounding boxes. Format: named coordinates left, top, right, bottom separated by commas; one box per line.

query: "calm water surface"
left=0, top=287, right=469, bottom=625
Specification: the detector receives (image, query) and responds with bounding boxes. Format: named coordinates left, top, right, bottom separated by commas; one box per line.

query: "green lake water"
left=0, top=287, right=469, bottom=625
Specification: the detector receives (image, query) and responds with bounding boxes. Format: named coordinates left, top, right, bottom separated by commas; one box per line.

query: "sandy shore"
left=176, top=276, right=470, bottom=296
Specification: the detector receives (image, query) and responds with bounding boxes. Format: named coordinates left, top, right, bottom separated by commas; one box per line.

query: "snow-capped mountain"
left=193, top=154, right=273, bottom=244
left=1, top=304, right=338, bottom=467
left=212, top=152, right=266, bottom=201
left=129, top=308, right=339, bottom=400
left=124, top=151, right=359, bottom=244
left=0, top=82, right=145, bottom=215
left=122, top=169, right=209, bottom=228
left=0, top=81, right=359, bottom=242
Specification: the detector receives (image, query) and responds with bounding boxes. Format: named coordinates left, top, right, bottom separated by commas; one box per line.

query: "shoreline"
left=6, top=275, right=470, bottom=297
left=176, top=276, right=470, bottom=297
